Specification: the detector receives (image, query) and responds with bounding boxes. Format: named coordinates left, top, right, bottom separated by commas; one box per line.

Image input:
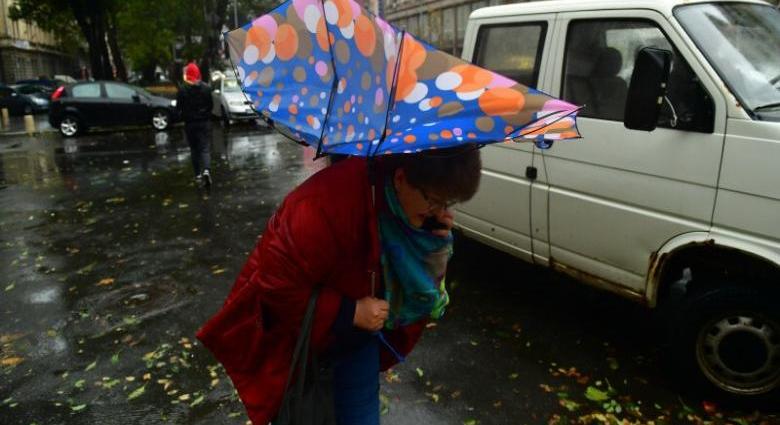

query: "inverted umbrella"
left=224, top=0, right=581, bottom=156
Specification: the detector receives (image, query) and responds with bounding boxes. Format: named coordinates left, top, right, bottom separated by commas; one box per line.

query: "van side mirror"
left=624, top=47, right=672, bottom=131
left=132, top=94, right=141, bottom=103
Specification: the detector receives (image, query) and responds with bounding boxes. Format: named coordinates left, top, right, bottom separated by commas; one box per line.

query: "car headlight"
left=170, top=99, right=177, bottom=107
left=32, top=97, right=48, bottom=105
left=229, top=100, right=245, bottom=106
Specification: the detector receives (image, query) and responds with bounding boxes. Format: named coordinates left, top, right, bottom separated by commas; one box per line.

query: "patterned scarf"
left=379, top=178, right=452, bottom=329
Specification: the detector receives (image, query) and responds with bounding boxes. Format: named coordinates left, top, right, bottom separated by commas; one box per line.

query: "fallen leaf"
left=96, top=278, right=115, bottom=287
left=415, top=367, right=424, bottom=378
left=127, top=385, right=146, bottom=400
left=71, top=404, right=87, bottom=412
left=85, top=360, right=97, bottom=372
left=211, top=268, right=226, bottom=275
left=585, top=386, right=610, bottom=402
left=1, top=357, right=24, bottom=367
left=190, top=395, right=205, bottom=407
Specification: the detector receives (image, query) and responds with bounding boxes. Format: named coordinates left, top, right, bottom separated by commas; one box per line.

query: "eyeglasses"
left=419, top=187, right=457, bottom=212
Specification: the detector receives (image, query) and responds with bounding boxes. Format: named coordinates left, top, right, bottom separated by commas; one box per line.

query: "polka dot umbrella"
left=224, top=0, right=582, bottom=157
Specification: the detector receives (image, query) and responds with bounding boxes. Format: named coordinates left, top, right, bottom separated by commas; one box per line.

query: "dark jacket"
left=176, top=82, right=212, bottom=123
left=196, top=158, right=426, bottom=425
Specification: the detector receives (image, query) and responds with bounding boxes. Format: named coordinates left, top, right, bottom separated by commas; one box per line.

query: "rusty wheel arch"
left=649, top=242, right=780, bottom=308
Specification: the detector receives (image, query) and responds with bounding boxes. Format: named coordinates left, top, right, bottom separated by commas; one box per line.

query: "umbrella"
left=224, top=0, right=581, bottom=157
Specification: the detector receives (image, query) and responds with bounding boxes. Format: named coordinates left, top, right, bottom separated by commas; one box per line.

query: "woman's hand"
left=431, top=208, right=454, bottom=237
left=354, top=297, right=389, bottom=331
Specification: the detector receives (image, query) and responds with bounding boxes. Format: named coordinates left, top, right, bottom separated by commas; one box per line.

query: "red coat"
left=196, top=157, right=425, bottom=425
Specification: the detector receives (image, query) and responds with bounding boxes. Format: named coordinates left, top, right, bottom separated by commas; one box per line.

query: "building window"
left=457, top=4, right=470, bottom=43
left=429, top=10, right=442, bottom=46
left=408, top=14, right=419, bottom=36
left=443, top=7, right=455, bottom=52
left=419, top=13, right=430, bottom=41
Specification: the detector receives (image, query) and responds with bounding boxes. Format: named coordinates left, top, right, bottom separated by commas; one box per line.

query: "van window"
left=562, top=19, right=714, bottom=132
left=473, top=23, right=547, bottom=87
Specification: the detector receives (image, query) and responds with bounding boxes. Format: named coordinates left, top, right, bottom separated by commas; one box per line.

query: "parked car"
left=49, top=81, right=177, bottom=137
left=210, top=74, right=261, bottom=126
left=458, top=0, right=780, bottom=402
left=0, top=84, right=49, bottom=115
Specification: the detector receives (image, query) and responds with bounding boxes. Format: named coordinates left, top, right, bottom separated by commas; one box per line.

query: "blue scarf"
left=379, top=178, right=452, bottom=329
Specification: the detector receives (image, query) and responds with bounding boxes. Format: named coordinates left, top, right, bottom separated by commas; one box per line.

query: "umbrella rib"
left=316, top=0, right=342, bottom=159
left=505, top=106, right=584, bottom=140
left=372, top=30, right=406, bottom=158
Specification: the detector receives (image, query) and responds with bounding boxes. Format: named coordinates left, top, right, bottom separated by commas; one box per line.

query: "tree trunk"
left=142, top=64, right=157, bottom=84
left=107, top=12, right=127, bottom=81
left=201, top=0, right=230, bottom=77
left=70, top=0, right=112, bottom=80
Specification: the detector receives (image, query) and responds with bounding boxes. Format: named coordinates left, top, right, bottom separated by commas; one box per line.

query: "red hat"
left=184, top=62, right=201, bottom=83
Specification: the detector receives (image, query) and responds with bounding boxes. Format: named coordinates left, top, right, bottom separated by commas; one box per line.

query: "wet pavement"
left=0, top=125, right=777, bottom=425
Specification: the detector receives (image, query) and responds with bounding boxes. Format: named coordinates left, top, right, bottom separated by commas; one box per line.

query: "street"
left=0, top=125, right=777, bottom=425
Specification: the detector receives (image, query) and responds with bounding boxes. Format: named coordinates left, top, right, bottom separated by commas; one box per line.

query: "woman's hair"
left=382, top=144, right=482, bottom=202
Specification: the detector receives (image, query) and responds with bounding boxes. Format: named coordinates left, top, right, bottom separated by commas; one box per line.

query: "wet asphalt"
left=0, top=122, right=777, bottom=425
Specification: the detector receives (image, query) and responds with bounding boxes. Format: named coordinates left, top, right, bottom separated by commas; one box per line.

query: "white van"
left=457, top=0, right=780, bottom=401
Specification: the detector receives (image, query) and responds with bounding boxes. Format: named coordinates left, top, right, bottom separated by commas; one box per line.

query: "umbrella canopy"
left=225, top=0, right=581, bottom=156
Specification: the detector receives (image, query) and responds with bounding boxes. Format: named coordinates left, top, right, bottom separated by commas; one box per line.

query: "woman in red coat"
left=197, top=146, right=481, bottom=424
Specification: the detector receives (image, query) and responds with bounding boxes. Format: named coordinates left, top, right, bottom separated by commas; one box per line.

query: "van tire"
left=672, top=286, right=780, bottom=405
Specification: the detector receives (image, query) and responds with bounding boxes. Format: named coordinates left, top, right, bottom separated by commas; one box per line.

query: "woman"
left=197, top=146, right=481, bottom=424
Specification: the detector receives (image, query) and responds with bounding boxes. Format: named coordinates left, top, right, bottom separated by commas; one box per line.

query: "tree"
left=9, top=0, right=125, bottom=80
left=116, top=0, right=179, bottom=83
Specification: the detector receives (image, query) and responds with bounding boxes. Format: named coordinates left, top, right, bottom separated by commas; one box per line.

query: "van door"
left=541, top=10, right=725, bottom=294
left=456, top=15, right=556, bottom=263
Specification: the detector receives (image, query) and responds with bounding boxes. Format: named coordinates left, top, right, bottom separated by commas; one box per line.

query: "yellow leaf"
left=1, top=357, right=24, bottom=367
left=96, top=278, right=115, bottom=287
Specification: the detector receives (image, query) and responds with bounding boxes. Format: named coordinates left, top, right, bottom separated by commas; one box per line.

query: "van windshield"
left=223, top=79, right=241, bottom=92
left=675, top=3, right=780, bottom=118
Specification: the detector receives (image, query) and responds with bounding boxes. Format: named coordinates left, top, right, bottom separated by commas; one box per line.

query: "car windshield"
left=675, top=3, right=780, bottom=116
left=223, top=79, right=241, bottom=92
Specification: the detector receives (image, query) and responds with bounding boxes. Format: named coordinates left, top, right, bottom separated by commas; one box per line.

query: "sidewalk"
left=0, top=113, right=55, bottom=137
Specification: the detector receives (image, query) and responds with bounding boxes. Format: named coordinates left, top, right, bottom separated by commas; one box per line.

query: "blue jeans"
left=332, top=336, right=380, bottom=425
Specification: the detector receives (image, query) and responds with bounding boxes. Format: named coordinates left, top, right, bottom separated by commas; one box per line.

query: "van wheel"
left=60, top=115, right=80, bottom=137
left=673, top=286, right=780, bottom=403
left=152, top=109, right=169, bottom=131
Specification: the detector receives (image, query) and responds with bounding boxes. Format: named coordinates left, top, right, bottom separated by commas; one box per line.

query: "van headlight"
left=170, top=99, right=177, bottom=107
left=229, top=100, right=245, bottom=106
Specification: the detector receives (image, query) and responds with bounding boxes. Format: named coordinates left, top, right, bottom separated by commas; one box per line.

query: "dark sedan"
left=49, top=81, right=177, bottom=137
left=0, top=84, right=50, bottom=115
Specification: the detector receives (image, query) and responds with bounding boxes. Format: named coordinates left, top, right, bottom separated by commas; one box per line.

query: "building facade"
left=383, top=0, right=506, bottom=56
left=0, top=0, right=78, bottom=84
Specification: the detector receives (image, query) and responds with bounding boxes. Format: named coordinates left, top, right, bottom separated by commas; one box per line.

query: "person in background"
left=176, top=62, right=213, bottom=186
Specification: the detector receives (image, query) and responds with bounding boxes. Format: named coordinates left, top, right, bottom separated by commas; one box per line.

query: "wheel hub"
left=153, top=113, right=168, bottom=129
left=697, top=314, right=780, bottom=395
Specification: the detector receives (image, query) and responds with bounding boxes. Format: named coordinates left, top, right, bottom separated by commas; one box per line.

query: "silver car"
left=211, top=76, right=265, bottom=127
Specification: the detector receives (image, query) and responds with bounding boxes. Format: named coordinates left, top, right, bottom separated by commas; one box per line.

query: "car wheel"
left=59, top=115, right=80, bottom=137
left=673, top=286, right=780, bottom=403
left=152, top=109, right=169, bottom=131
left=220, top=106, right=231, bottom=128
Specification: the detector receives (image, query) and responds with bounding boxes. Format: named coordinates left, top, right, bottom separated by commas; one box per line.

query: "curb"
left=0, top=129, right=57, bottom=137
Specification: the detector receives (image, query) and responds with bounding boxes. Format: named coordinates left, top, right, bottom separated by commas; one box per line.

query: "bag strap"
left=281, top=286, right=320, bottom=396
